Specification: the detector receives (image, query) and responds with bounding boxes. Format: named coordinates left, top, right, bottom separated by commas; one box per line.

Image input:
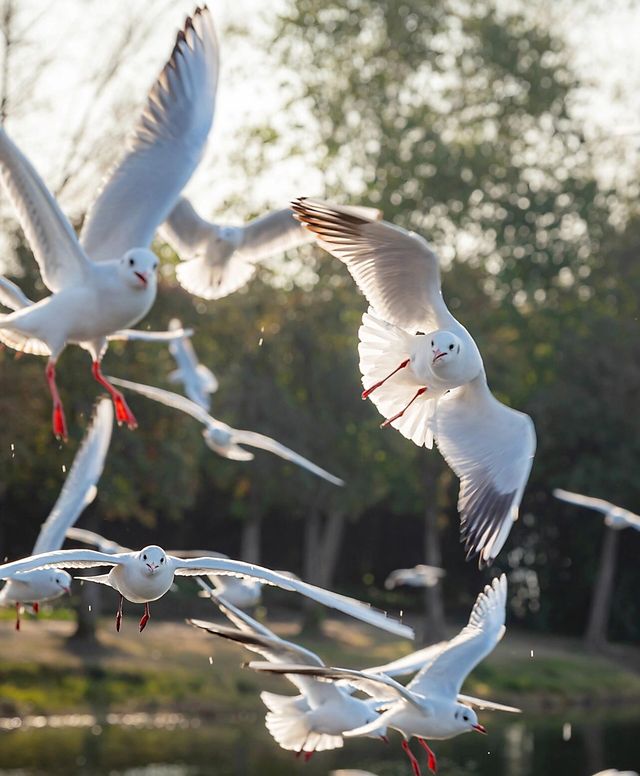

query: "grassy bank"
left=1, top=614, right=640, bottom=718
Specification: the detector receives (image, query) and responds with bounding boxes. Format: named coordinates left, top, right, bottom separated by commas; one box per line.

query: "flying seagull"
left=291, top=198, right=536, bottom=566
left=0, top=7, right=218, bottom=439
left=0, top=546, right=413, bottom=638
left=166, top=317, right=218, bottom=410
left=384, top=565, right=446, bottom=590
left=108, top=377, right=344, bottom=486
left=553, top=489, right=640, bottom=531
left=0, top=399, right=113, bottom=628
left=249, top=575, right=519, bottom=775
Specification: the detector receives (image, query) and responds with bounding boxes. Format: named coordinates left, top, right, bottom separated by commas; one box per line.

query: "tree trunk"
left=68, top=513, right=102, bottom=643
left=316, top=509, right=346, bottom=589
left=302, top=507, right=346, bottom=629
left=422, top=458, right=446, bottom=644
left=585, top=526, right=619, bottom=649
left=240, top=484, right=262, bottom=563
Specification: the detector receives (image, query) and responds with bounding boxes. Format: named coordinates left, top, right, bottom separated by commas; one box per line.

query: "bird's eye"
left=455, top=711, right=459, bottom=719
left=160, top=558, right=164, bottom=564
left=143, top=554, right=147, bottom=560
left=430, top=340, right=434, bottom=346
left=463, top=715, right=469, bottom=721
left=449, top=344, right=454, bottom=350
left=153, top=263, right=158, bottom=270
left=129, top=257, right=135, bottom=266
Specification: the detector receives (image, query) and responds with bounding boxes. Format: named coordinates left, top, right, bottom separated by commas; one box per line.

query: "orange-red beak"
left=472, top=723, right=487, bottom=735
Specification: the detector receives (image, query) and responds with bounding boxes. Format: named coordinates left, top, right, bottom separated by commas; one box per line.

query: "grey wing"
left=173, top=556, right=413, bottom=638
left=408, top=575, right=507, bottom=698
left=231, top=429, right=344, bottom=487
left=107, top=376, right=212, bottom=425
left=0, top=549, right=128, bottom=578
left=291, top=197, right=453, bottom=332
left=81, top=8, right=218, bottom=260
left=64, top=527, right=131, bottom=554
left=0, top=276, right=33, bottom=310
left=0, top=128, right=91, bottom=292
left=108, top=327, right=193, bottom=342
left=32, top=399, right=113, bottom=555
left=159, top=197, right=214, bottom=257
left=435, top=375, right=536, bottom=566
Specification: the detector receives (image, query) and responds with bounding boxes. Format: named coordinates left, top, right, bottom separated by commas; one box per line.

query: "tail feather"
left=77, top=574, right=112, bottom=587
left=0, top=317, right=50, bottom=356
left=176, top=254, right=255, bottom=301
left=262, top=701, right=344, bottom=753
left=358, top=310, right=436, bottom=448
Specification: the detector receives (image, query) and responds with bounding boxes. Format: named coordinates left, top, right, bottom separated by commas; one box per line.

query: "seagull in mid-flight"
left=0, top=7, right=218, bottom=440
left=249, top=575, right=519, bottom=775
left=553, top=489, right=640, bottom=531
left=291, top=199, right=536, bottom=566
left=384, top=565, right=446, bottom=590
left=0, top=399, right=113, bottom=628
left=166, top=317, right=218, bottom=410
left=0, top=547, right=413, bottom=637
left=107, top=377, right=345, bottom=486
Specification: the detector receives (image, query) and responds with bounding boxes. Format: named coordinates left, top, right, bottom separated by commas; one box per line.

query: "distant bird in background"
left=249, top=575, right=519, bottom=776
left=66, top=526, right=265, bottom=610
left=0, top=8, right=218, bottom=439
left=108, top=377, right=345, bottom=486
left=167, top=317, right=218, bottom=410
left=0, top=400, right=113, bottom=628
left=292, top=198, right=536, bottom=566
left=553, top=489, right=640, bottom=531
left=385, top=565, right=446, bottom=590
left=0, top=546, right=413, bottom=637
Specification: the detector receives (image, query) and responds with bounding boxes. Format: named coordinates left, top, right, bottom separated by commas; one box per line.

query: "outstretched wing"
left=172, top=556, right=413, bottom=639
left=65, top=527, right=130, bottom=555
left=107, top=326, right=193, bottom=342
left=435, top=376, right=536, bottom=566
left=0, top=549, right=129, bottom=577
left=0, top=276, right=33, bottom=310
left=33, top=399, right=113, bottom=554
left=553, top=489, right=616, bottom=515
left=0, top=128, right=92, bottom=292
left=291, top=197, right=453, bottom=333
left=231, top=429, right=344, bottom=487
left=108, top=376, right=212, bottom=426
left=81, top=8, right=218, bottom=260
left=408, top=575, right=507, bottom=698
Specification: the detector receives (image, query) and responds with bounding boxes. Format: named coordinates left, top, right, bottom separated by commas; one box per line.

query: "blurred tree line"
left=1, top=0, right=639, bottom=644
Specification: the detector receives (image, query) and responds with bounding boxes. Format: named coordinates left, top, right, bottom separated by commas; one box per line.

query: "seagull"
left=592, top=771, right=639, bottom=776
left=106, top=377, right=345, bottom=486
left=248, top=575, right=519, bottom=776
left=188, top=597, right=384, bottom=758
left=0, top=399, right=113, bottom=629
left=553, top=489, right=640, bottom=531
left=66, top=526, right=265, bottom=610
left=0, top=546, right=413, bottom=637
left=291, top=198, right=536, bottom=566
left=161, top=199, right=315, bottom=300
left=0, top=7, right=218, bottom=440
left=166, top=317, right=218, bottom=410
left=385, top=565, right=446, bottom=590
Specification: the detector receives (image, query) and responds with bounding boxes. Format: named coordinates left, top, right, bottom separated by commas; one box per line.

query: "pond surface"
left=0, top=708, right=638, bottom=775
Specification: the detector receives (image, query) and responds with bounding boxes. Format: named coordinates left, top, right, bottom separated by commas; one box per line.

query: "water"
left=0, top=709, right=638, bottom=775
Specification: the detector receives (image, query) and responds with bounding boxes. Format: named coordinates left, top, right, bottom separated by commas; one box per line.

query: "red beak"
left=472, top=724, right=487, bottom=735
left=432, top=349, right=446, bottom=363
left=134, top=271, right=148, bottom=286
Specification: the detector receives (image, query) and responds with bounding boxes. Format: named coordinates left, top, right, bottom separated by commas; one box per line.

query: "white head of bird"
left=411, top=330, right=474, bottom=388
left=452, top=703, right=486, bottom=736
left=19, top=568, right=72, bottom=600
left=136, top=545, right=168, bottom=577
left=203, top=426, right=232, bottom=449
left=118, top=248, right=159, bottom=291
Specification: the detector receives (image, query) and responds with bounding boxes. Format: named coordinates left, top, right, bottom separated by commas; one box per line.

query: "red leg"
left=402, top=740, right=422, bottom=776
left=417, top=737, right=437, bottom=773
left=15, top=602, right=20, bottom=631
left=139, top=601, right=150, bottom=632
left=32, top=601, right=39, bottom=615
left=362, top=358, right=410, bottom=399
left=381, top=387, right=427, bottom=428
left=303, top=751, right=314, bottom=762
left=91, top=361, right=137, bottom=429
left=116, top=595, right=124, bottom=632
left=45, top=361, right=68, bottom=441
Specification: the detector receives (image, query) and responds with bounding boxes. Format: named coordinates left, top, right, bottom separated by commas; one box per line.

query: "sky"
left=1, top=0, right=639, bottom=243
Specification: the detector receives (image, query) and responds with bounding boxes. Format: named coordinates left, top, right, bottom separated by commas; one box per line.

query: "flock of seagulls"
left=0, top=5, right=635, bottom=775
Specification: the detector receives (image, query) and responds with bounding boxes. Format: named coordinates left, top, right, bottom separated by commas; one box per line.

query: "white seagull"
left=553, top=489, right=640, bottom=532
left=167, top=317, right=218, bottom=410
left=161, top=199, right=315, bottom=300
left=0, top=547, right=413, bottom=638
left=385, top=565, right=446, bottom=590
left=249, top=575, right=519, bottom=776
left=107, top=377, right=345, bottom=486
left=0, top=399, right=113, bottom=629
left=0, top=8, right=218, bottom=440
left=65, top=526, right=265, bottom=610
left=188, top=597, right=384, bottom=758
left=291, top=198, right=536, bottom=566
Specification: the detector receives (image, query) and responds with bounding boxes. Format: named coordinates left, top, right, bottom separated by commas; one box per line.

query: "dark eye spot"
left=449, top=344, right=454, bottom=350
left=129, top=257, right=135, bottom=266
left=153, top=263, right=158, bottom=270
left=160, top=558, right=164, bottom=564
left=143, top=554, right=147, bottom=560
left=463, top=715, right=469, bottom=721
left=455, top=711, right=459, bottom=719
left=430, top=340, right=434, bottom=346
